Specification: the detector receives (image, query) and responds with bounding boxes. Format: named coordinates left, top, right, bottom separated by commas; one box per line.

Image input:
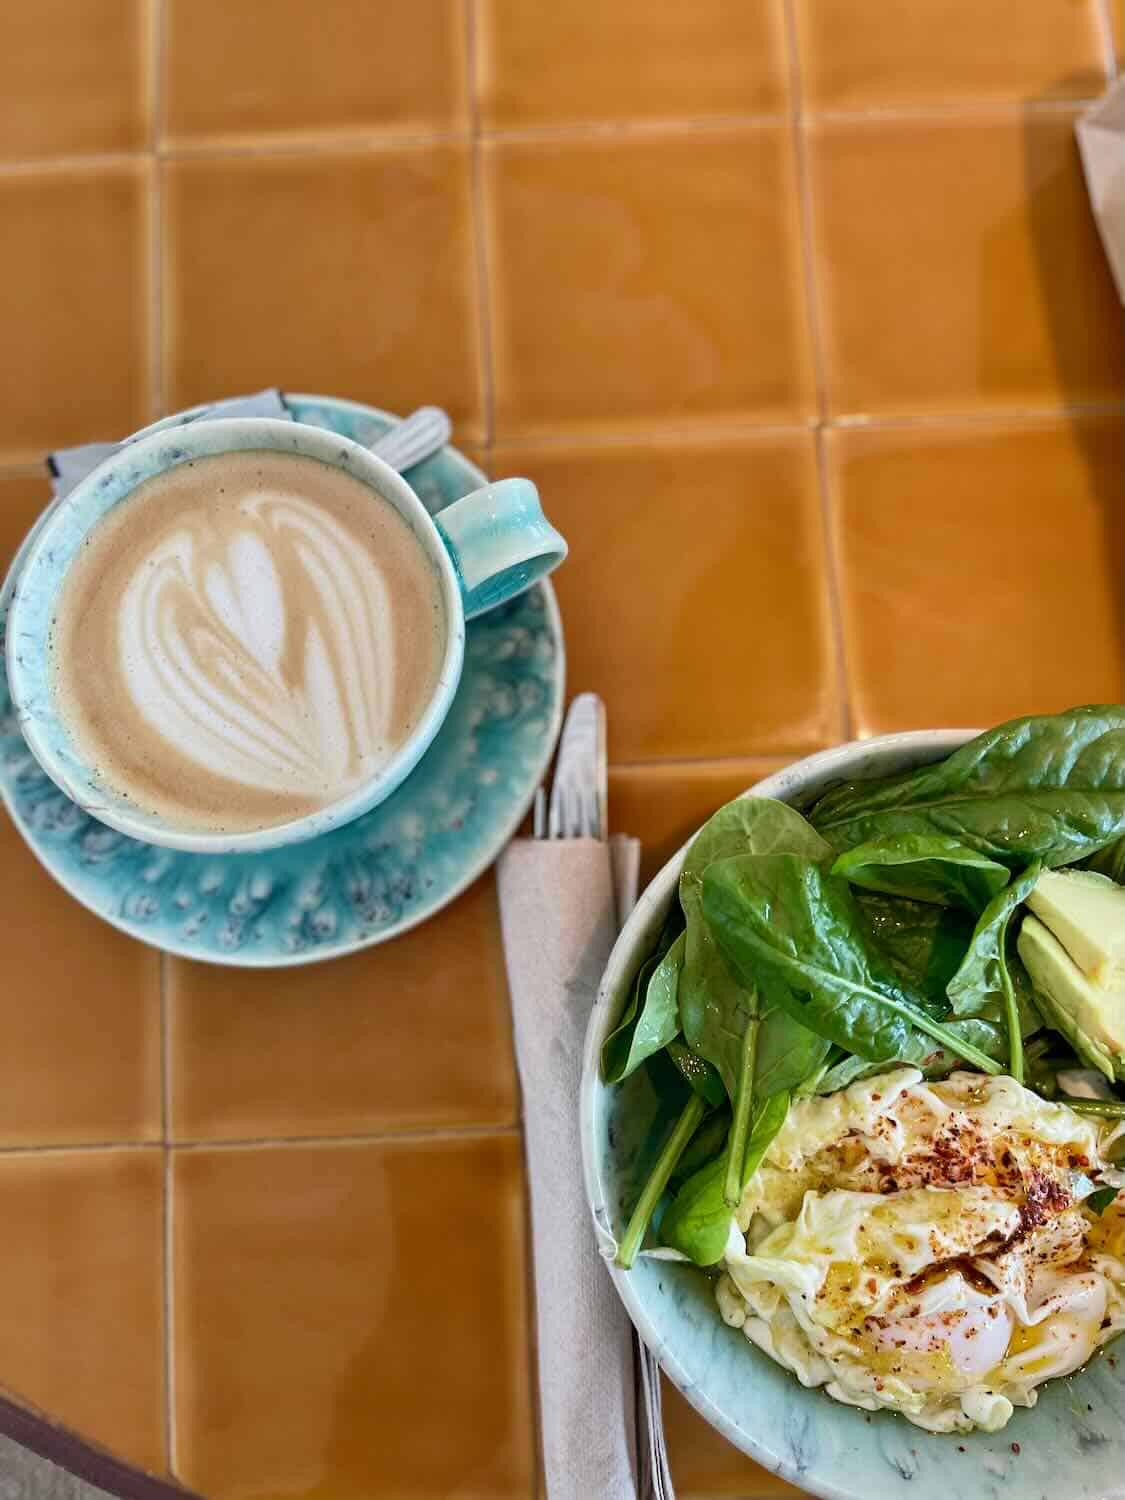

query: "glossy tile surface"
left=168, top=876, right=517, bottom=1141
left=0, top=814, right=162, bottom=1145
left=0, top=1150, right=164, bottom=1472
left=795, top=0, right=1108, bottom=109
left=162, top=146, right=484, bottom=436
left=0, top=478, right=162, bottom=1148
left=830, top=413, right=1125, bottom=734
left=609, top=761, right=788, bottom=887
left=663, top=1381, right=807, bottom=1497
left=0, top=474, right=51, bottom=569
left=173, top=1134, right=532, bottom=1497
left=164, top=0, right=468, bottom=145
left=484, top=127, right=816, bottom=438
left=0, top=0, right=149, bottom=161
left=810, top=109, right=1125, bottom=417
left=492, top=433, right=838, bottom=760
left=2, top=4, right=1125, bottom=1496
left=477, top=0, right=788, bottom=128
left=0, top=163, right=151, bottom=463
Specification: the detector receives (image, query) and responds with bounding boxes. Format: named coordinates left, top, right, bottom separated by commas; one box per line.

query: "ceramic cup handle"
left=434, top=478, right=567, bottom=621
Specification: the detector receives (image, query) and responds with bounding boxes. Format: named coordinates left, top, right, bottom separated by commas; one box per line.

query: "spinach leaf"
left=601, top=933, right=684, bottom=1084
left=724, top=1017, right=759, bottom=1206
left=814, top=1053, right=891, bottom=1093
left=1065, top=1098, right=1125, bottom=1119
left=616, top=1092, right=706, bottom=1269
left=660, top=1092, right=790, bottom=1266
left=665, top=1037, right=725, bottom=1109
left=702, top=854, right=1003, bottom=1074
left=809, top=707, right=1125, bottom=870
left=1086, top=836, right=1125, bottom=883
left=1086, top=1185, right=1120, bottom=1214
left=852, top=889, right=974, bottom=1011
left=670, top=1104, right=731, bottom=1186
left=677, top=798, right=831, bottom=1101
left=832, top=835, right=1010, bottom=912
left=946, top=864, right=1043, bottom=1083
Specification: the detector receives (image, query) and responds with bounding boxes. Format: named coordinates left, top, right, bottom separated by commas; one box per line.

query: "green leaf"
left=665, top=1038, right=726, bottom=1109
left=616, top=1092, right=707, bottom=1269
left=660, top=1092, right=790, bottom=1266
left=669, top=1105, right=731, bottom=1186
left=677, top=798, right=831, bottom=1101
left=601, top=932, right=685, bottom=1083
left=1065, top=1098, right=1125, bottom=1119
left=809, top=707, right=1125, bottom=870
left=724, top=1018, right=759, bottom=1206
left=1086, top=1186, right=1120, bottom=1214
left=1084, top=836, right=1125, bottom=883
left=947, top=866, right=1043, bottom=1014
left=832, top=835, right=1010, bottom=912
left=702, top=854, right=1003, bottom=1074
left=814, top=1053, right=890, bottom=1093
left=946, top=864, right=1043, bottom=1083
left=853, top=889, right=975, bottom=1012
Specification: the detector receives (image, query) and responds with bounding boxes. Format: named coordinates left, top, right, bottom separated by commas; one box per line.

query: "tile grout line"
left=0, top=1121, right=524, bottom=1157
left=464, top=0, right=496, bottom=447
left=148, top=0, right=166, bottom=420
left=171, top=1120, right=524, bottom=1152
left=2, top=399, right=1122, bottom=481
left=813, top=425, right=855, bottom=740
left=160, top=953, right=175, bottom=1474
left=0, top=93, right=1111, bottom=178
left=466, top=4, right=530, bottom=1470
left=781, top=0, right=854, bottom=743
left=163, top=1147, right=177, bottom=1479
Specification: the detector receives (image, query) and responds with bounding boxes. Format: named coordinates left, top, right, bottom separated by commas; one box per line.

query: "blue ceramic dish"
left=581, top=731, right=1125, bottom=1500
left=0, top=395, right=565, bottom=965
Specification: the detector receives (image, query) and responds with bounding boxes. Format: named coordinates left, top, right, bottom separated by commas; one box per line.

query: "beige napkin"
left=1078, top=78, right=1125, bottom=305
left=498, top=833, right=672, bottom=1500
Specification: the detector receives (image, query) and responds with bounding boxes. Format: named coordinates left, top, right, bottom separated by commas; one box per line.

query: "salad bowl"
left=580, top=729, right=1125, bottom=1500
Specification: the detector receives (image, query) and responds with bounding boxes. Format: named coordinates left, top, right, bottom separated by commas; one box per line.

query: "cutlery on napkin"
left=498, top=693, right=675, bottom=1500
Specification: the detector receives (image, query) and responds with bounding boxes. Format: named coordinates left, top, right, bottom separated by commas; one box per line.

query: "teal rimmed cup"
left=5, top=416, right=566, bottom=855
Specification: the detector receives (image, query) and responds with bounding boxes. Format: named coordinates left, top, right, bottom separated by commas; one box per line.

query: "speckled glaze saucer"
left=0, top=395, right=565, bottom=966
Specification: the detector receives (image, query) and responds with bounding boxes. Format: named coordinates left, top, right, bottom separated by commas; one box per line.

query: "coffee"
left=50, top=450, right=446, bottom=834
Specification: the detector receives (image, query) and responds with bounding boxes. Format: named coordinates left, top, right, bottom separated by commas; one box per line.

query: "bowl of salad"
left=581, top=708, right=1125, bottom=1500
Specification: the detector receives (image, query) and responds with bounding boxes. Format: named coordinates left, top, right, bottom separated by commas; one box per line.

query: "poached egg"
left=715, top=1069, right=1125, bottom=1432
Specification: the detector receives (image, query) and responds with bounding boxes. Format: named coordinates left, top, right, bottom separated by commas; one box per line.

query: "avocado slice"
left=1017, top=914, right=1125, bottom=1082
left=1026, top=870, right=1125, bottom=989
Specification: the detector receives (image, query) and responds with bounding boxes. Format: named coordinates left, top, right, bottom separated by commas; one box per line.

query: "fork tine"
left=565, top=783, right=580, bottom=839
left=581, top=785, right=597, bottom=838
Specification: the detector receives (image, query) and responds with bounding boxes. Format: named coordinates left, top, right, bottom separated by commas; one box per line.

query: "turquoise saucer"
left=0, top=395, right=565, bottom=966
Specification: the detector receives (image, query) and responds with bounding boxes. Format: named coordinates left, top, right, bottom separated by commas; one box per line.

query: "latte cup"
left=6, top=416, right=567, bottom=854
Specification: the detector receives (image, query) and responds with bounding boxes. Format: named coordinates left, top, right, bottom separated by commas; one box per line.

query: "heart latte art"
left=51, top=452, right=445, bottom=834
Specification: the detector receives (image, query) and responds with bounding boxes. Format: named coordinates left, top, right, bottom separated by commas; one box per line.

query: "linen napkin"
left=47, top=388, right=290, bottom=499
left=498, top=832, right=674, bottom=1500
left=1078, top=77, right=1125, bottom=305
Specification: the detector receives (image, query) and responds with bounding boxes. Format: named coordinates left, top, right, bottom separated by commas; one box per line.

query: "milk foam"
left=120, top=491, right=397, bottom=796
left=52, top=452, right=444, bottom=833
